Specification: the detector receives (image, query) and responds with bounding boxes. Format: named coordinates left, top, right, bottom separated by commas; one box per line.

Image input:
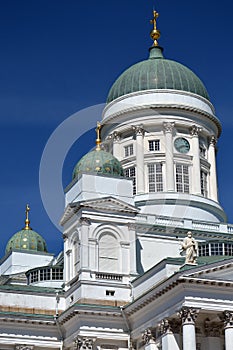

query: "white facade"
left=0, top=8, right=233, bottom=350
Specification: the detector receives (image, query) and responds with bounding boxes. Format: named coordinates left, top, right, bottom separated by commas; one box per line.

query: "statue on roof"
left=181, top=231, right=198, bottom=264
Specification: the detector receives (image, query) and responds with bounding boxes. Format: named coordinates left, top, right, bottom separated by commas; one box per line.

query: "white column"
left=179, top=308, right=198, bottom=350
left=190, top=125, right=202, bottom=195
left=80, top=217, right=91, bottom=269
left=163, top=122, right=175, bottom=191
left=142, top=329, right=158, bottom=350
left=208, top=136, right=218, bottom=202
left=112, top=131, right=121, bottom=159
left=223, top=311, right=233, bottom=350
left=134, top=125, right=145, bottom=194
left=159, top=319, right=180, bottom=350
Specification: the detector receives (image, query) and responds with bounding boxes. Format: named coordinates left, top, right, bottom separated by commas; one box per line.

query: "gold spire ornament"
left=24, top=204, right=32, bottom=230
left=96, top=121, right=101, bottom=151
left=150, top=9, right=161, bottom=46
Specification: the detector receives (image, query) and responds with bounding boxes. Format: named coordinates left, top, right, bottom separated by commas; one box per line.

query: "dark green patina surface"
left=107, top=46, right=209, bottom=102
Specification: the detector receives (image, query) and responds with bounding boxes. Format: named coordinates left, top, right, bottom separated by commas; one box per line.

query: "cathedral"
left=1, top=8, right=233, bottom=350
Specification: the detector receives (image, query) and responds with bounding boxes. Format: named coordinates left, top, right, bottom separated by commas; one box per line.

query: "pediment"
left=60, top=197, right=139, bottom=225
left=76, top=197, right=139, bottom=214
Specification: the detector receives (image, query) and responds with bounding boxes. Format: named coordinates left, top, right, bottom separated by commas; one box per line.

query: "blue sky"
left=0, top=0, right=232, bottom=258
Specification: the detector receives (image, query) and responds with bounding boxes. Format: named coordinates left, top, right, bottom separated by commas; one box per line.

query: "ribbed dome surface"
left=107, top=46, right=209, bottom=103
left=6, top=229, right=48, bottom=254
left=73, top=149, right=124, bottom=179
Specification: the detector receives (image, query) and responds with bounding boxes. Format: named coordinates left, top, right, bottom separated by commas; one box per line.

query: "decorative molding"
left=15, top=346, right=34, bottom=350
left=142, top=328, right=155, bottom=344
left=204, top=319, right=222, bottom=337
left=163, top=122, right=175, bottom=133
left=74, top=337, right=95, bottom=350
left=190, top=124, right=202, bottom=136
left=178, top=307, right=198, bottom=324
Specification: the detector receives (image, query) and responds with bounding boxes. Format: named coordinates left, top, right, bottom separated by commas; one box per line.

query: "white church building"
left=1, top=8, right=233, bottom=350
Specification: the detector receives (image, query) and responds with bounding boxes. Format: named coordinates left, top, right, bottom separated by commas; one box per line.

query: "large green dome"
left=107, top=46, right=209, bottom=103
left=73, top=149, right=124, bottom=179
left=6, top=228, right=48, bottom=254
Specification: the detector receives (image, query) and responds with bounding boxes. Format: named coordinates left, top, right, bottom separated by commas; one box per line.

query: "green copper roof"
left=6, top=229, right=48, bottom=254
left=73, top=149, right=124, bottom=179
left=107, top=46, right=209, bottom=103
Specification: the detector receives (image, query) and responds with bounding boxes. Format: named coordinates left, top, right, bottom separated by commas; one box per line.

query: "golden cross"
left=96, top=121, right=101, bottom=150
left=150, top=10, right=159, bottom=31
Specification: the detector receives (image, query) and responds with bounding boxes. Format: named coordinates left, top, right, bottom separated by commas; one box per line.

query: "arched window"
left=99, top=234, right=119, bottom=273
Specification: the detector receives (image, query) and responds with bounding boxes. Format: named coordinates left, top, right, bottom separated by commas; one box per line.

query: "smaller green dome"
left=6, top=229, right=48, bottom=254
left=72, top=149, right=124, bottom=179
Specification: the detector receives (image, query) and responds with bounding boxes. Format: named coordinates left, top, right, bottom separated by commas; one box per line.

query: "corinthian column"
left=163, top=122, right=175, bottom=191
left=208, top=136, right=218, bottom=202
left=178, top=307, right=198, bottom=350
left=159, top=319, right=180, bottom=350
left=190, top=125, right=202, bottom=195
left=142, top=329, right=158, bottom=350
left=133, top=125, right=145, bottom=194
left=223, top=311, right=233, bottom=350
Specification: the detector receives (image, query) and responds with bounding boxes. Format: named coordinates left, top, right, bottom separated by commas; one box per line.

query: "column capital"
left=15, top=346, right=34, bottom=350
left=163, top=122, right=175, bottom=133
left=79, top=217, right=91, bottom=226
left=159, top=318, right=181, bottom=335
left=112, top=131, right=121, bottom=141
left=133, top=125, right=144, bottom=136
left=142, top=328, right=155, bottom=345
left=178, top=307, right=198, bottom=324
left=74, top=337, right=95, bottom=350
left=209, top=135, right=217, bottom=146
left=190, top=125, right=202, bottom=136
left=159, top=319, right=171, bottom=335
left=222, top=311, right=233, bottom=328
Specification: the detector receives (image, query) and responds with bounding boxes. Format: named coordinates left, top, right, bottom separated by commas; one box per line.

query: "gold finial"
left=150, top=9, right=161, bottom=46
left=24, top=204, right=31, bottom=230
left=96, top=121, right=101, bottom=151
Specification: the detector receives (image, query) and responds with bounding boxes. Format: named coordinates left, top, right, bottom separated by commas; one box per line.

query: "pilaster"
left=80, top=217, right=91, bottom=269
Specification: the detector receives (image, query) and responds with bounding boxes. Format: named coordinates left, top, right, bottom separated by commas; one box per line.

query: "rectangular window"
left=176, top=164, right=189, bottom=193
left=125, top=167, right=136, bottom=195
left=148, top=163, right=163, bottom=192
left=124, top=144, right=133, bottom=157
left=200, top=146, right=206, bottom=158
left=201, top=171, right=208, bottom=197
left=210, top=243, right=223, bottom=256
left=148, top=139, right=160, bottom=151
